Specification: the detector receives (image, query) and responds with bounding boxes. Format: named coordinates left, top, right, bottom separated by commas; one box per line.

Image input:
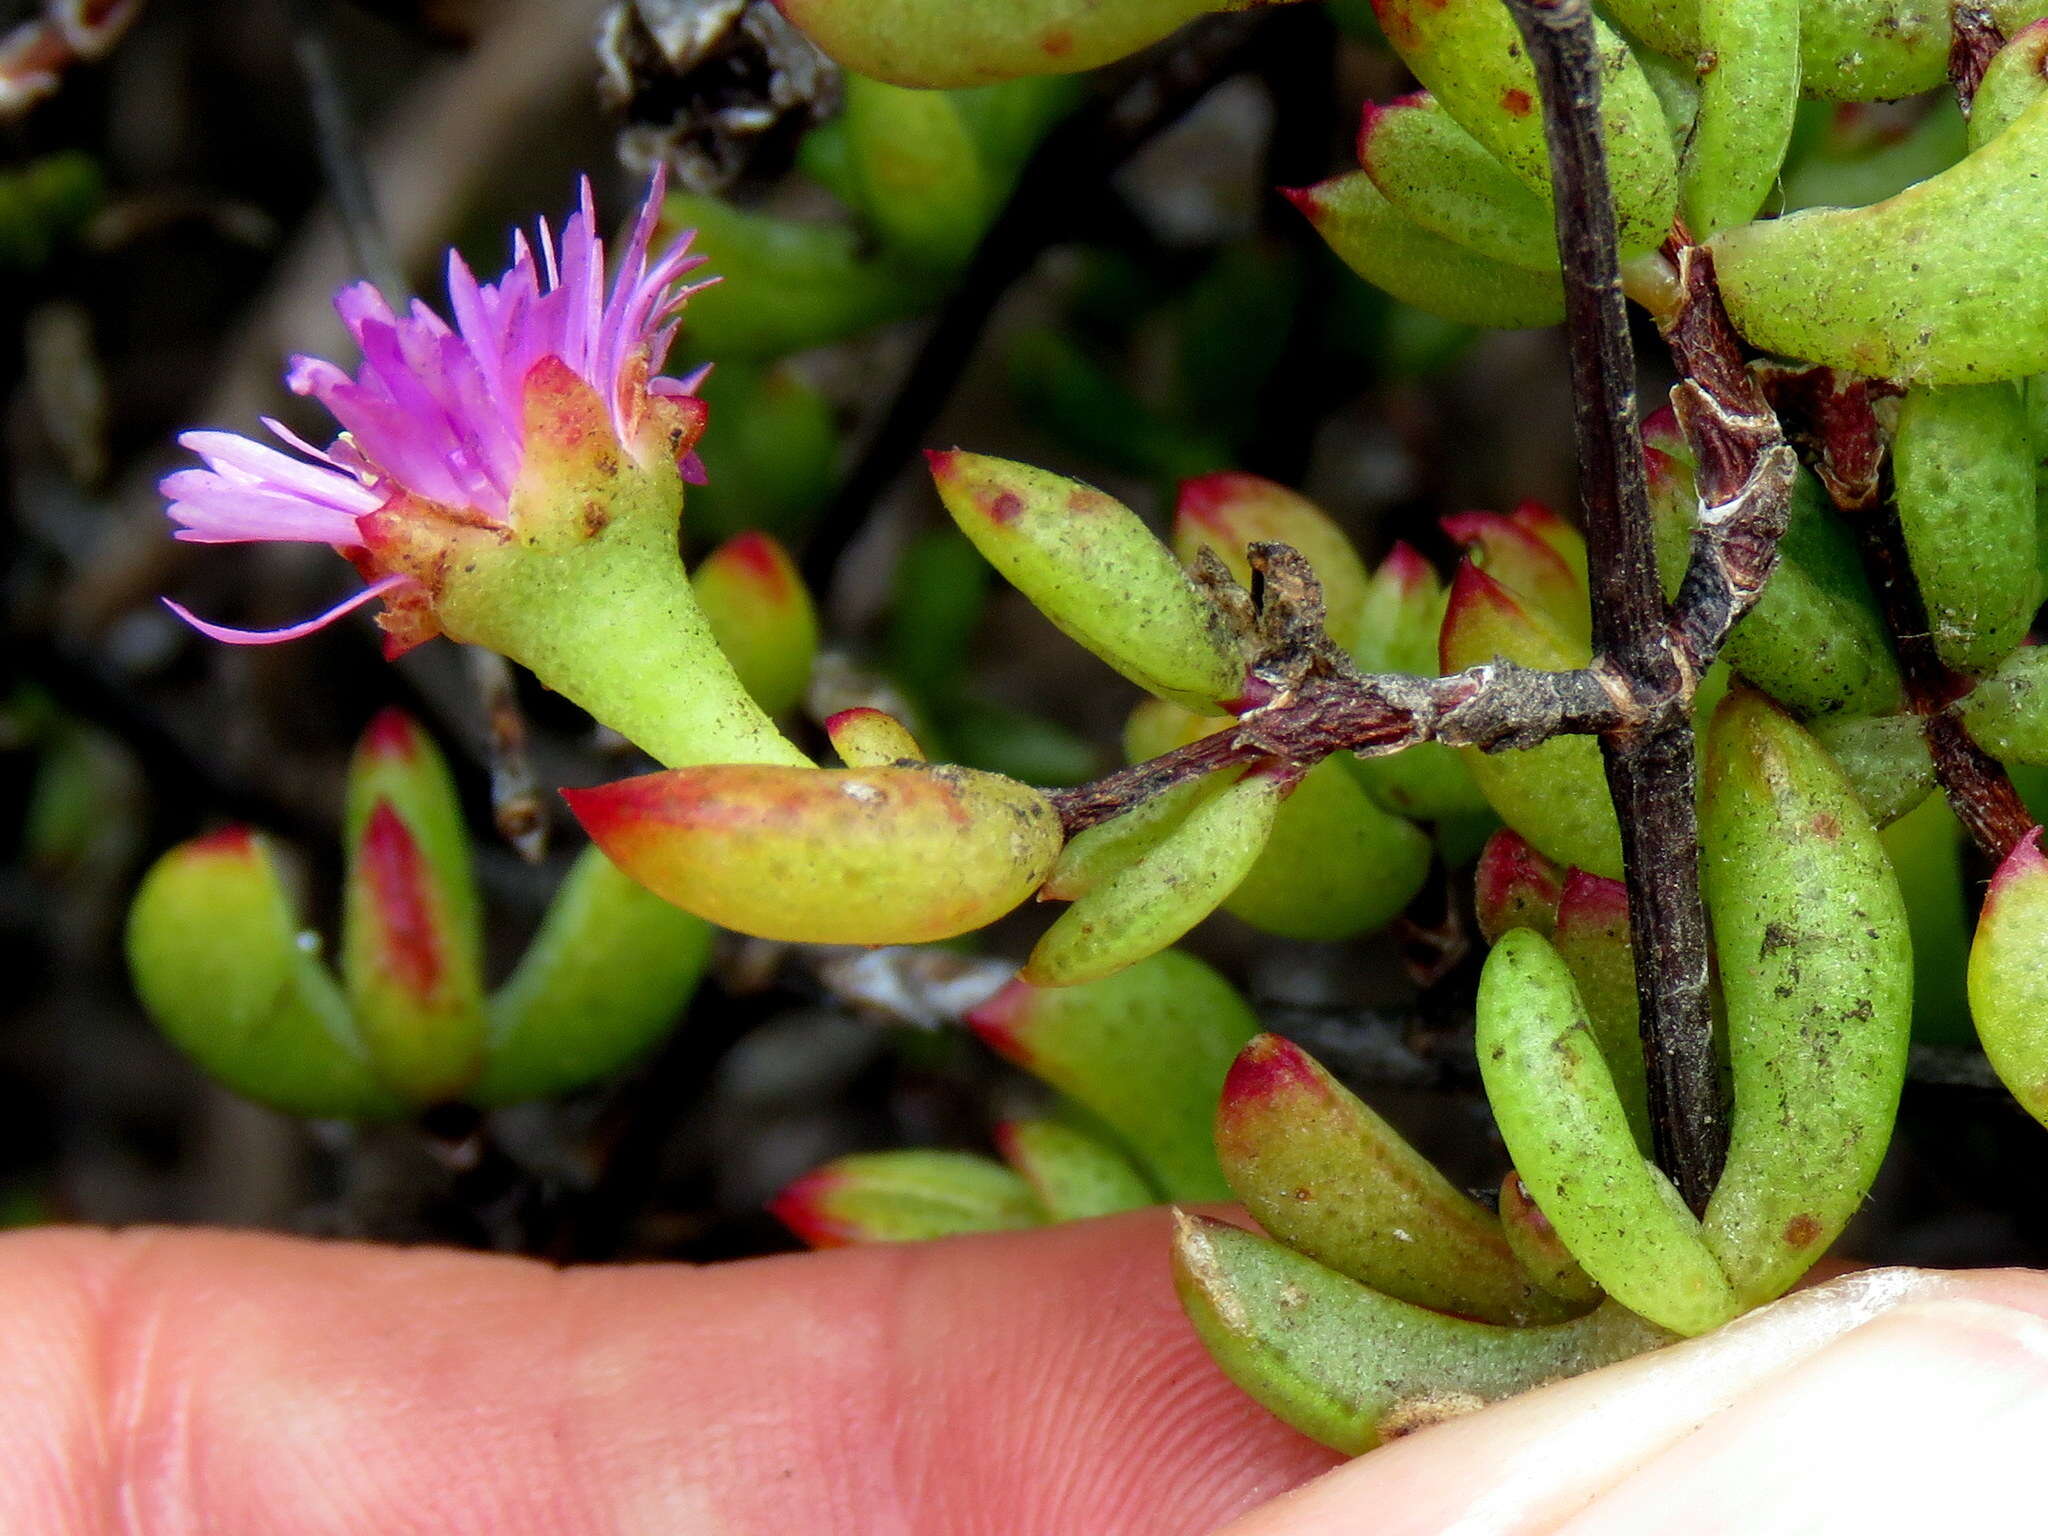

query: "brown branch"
left=1047, top=658, right=1625, bottom=835
left=1505, top=0, right=1723, bottom=1211
left=1661, top=246, right=1800, bottom=671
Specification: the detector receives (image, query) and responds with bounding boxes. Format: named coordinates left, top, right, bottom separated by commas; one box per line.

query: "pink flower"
left=163, top=171, right=711, bottom=646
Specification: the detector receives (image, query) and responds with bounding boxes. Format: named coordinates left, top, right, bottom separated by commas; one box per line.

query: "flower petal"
left=162, top=572, right=413, bottom=645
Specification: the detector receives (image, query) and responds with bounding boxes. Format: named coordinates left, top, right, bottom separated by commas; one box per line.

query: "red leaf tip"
left=1556, top=866, right=1630, bottom=930
left=966, top=978, right=1038, bottom=1064
left=360, top=706, right=423, bottom=762
left=358, top=800, right=444, bottom=998
left=1220, top=1033, right=1329, bottom=1114
left=1174, top=470, right=1270, bottom=534
left=768, top=1168, right=850, bottom=1249
left=185, top=824, right=258, bottom=860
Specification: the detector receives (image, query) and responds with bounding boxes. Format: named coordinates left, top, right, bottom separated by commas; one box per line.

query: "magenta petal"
left=162, top=572, right=413, bottom=645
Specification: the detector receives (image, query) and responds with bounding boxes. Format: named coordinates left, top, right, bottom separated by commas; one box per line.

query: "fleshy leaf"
left=566, top=762, right=1062, bottom=945
left=1710, top=90, right=2048, bottom=384
left=1216, top=1034, right=1578, bottom=1325
left=1479, top=928, right=1740, bottom=1337
left=968, top=951, right=1257, bottom=1201
left=1173, top=1213, right=1671, bottom=1455
left=1891, top=383, right=2039, bottom=677
left=473, top=847, right=713, bottom=1106
left=771, top=1150, right=1043, bottom=1247
left=1023, top=767, right=1285, bottom=986
left=995, top=1118, right=1155, bottom=1219
left=929, top=450, right=1244, bottom=711
left=1285, top=174, right=1564, bottom=331
left=126, top=829, right=403, bottom=1120
left=1699, top=692, right=1912, bottom=1308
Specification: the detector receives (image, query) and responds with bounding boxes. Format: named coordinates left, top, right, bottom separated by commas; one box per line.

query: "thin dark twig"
left=1505, top=0, right=1723, bottom=1210
left=466, top=647, right=549, bottom=862
left=281, top=0, right=406, bottom=300
left=280, top=0, right=552, bottom=860
left=797, top=12, right=1276, bottom=591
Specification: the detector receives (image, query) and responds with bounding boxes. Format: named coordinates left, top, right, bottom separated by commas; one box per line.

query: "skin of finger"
left=0, top=1213, right=1338, bottom=1535
left=1555, top=1297, right=2048, bottom=1535
left=1219, top=1267, right=2048, bottom=1536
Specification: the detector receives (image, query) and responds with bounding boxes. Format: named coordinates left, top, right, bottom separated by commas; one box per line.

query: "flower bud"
left=127, top=829, right=401, bottom=1120
left=691, top=531, right=819, bottom=718
left=1216, top=1034, right=1572, bottom=1324
left=928, top=449, right=1244, bottom=711
left=825, top=707, right=926, bottom=766
left=565, top=762, right=1062, bottom=945
left=1474, top=827, right=1564, bottom=944
left=969, top=951, right=1256, bottom=1201
left=341, top=711, right=487, bottom=1104
left=770, top=1151, right=1042, bottom=1248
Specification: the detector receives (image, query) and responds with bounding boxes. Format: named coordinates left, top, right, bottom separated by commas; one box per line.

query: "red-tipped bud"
left=1171, top=472, right=1371, bottom=647
left=768, top=1151, right=1041, bottom=1249
left=691, top=531, right=819, bottom=719
left=1440, top=510, right=1587, bottom=641
left=1474, top=828, right=1565, bottom=944
left=342, top=711, right=486, bottom=1104
left=1439, top=559, right=1582, bottom=674
left=826, top=706, right=926, bottom=766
